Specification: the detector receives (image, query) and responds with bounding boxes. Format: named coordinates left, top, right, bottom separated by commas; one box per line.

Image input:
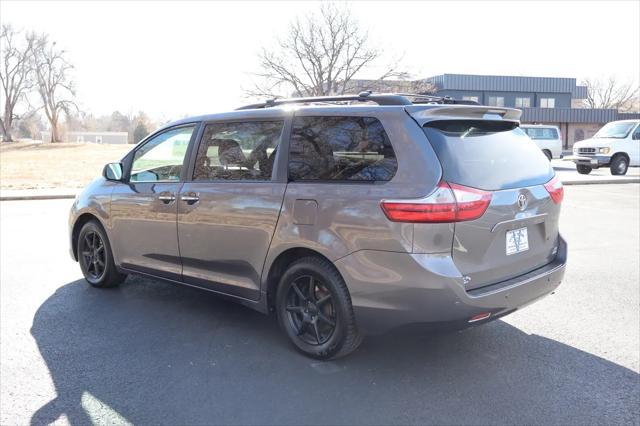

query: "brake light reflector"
left=544, top=175, right=564, bottom=204
left=468, top=312, right=492, bottom=323
left=380, top=182, right=492, bottom=223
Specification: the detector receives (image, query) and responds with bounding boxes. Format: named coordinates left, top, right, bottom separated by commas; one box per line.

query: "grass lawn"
left=0, top=141, right=133, bottom=190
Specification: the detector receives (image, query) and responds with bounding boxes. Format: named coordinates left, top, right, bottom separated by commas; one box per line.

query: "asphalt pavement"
left=1, top=185, right=639, bottom=425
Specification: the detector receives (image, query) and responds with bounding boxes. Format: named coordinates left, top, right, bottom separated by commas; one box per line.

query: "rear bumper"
left=564, top=155, right=611, bottom=168
left=334, top=236, right=567, bottom=335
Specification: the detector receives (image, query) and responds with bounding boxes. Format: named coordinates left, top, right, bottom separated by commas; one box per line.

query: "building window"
left=462, top=96, right=479, bottom=103
left=487, top=96, right=505, bottom=107
left=515, top=97, right=531, bottom=108
left=540, top=98, right=555, bottom=108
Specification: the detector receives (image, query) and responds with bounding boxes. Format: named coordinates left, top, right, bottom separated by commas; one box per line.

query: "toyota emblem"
left=517, top=194, right=528, bottom=211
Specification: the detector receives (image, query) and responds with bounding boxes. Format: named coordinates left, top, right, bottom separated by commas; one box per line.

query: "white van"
left=521, top=124, right=562, bottom=160
left=567, top=120, right=640, bottom=175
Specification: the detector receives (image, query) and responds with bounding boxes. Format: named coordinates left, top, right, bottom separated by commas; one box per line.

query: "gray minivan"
left=69, top=93, right=567, bottom=359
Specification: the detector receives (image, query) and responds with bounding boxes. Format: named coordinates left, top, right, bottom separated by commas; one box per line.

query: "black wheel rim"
left=80, top=231, right=106, bottom=281
left=285, top=275, right=336, bottom=345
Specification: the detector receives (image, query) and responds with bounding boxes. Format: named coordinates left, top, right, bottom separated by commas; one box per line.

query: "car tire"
left=576, top=165, right=592, bottom=175
left=610, top=155, right=629, bottom=175
left=77, top=220, right=126, bottom=288
left=276, top=256, right=362, bottom=360
left=543, top=150, right=552, bottom=161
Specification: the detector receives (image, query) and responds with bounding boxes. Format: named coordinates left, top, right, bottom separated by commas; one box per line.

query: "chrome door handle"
left=158, top=193, right=176, bottom=204
left=180, top=193, right=199, bottom=204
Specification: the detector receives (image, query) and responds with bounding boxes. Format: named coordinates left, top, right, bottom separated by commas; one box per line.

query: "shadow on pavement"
left=31, top=276, right=639, bottom=425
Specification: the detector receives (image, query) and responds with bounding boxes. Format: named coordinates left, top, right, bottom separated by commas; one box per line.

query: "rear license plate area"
left=506, top=227, right=529, bottom=255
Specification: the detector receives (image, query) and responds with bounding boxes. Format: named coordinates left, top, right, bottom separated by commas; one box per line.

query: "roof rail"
left=236, top=91, right=479, bottom=110
left=236, top=91, right=412, bottom=110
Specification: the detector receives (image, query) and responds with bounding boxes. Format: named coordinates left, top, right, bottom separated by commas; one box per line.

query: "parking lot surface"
left=1, top=185, right=639, bottom=425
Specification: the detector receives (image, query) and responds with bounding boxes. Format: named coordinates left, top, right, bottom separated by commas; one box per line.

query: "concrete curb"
left=0, top=194, right=77, bottom=201
left=1, top=179, right=638, bottom=201
left=561, top=178, right=640, bottom=186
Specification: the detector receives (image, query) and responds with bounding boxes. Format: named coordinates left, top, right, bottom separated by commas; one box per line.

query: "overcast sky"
left=2, top=0, right=639, bottom=120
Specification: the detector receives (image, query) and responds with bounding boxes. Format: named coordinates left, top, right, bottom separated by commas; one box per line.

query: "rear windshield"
left=423, top=120, right=554, bottom=190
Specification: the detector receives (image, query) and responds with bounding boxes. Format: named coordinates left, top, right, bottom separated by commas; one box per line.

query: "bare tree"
left=0, top=25, right=36, bottom=142
left=247, top=3, right=406, bottom=98
left=582, top=77, right=639, bottom=112
left=32, top=35, right=76, bottom=142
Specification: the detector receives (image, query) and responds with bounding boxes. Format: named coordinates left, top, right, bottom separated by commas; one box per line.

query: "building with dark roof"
left=427, top=74, right=639, bottom=149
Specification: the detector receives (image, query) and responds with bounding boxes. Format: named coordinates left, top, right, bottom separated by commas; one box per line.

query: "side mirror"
left=633, top=132, right=640, bottom=140
left=103, top=162, right=123, bottom=181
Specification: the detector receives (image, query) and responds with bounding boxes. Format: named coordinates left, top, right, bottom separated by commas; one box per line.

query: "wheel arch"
left=264, top=247, right=339, bottom=313
left=71, top=213, right=106, bottom=261
left=611, top=152, right=630, bottom=162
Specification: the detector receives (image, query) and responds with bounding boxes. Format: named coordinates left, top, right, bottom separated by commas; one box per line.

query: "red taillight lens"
left=544, top=175, right=564, bottom=204
left=381, top=182, right=492, bottom=223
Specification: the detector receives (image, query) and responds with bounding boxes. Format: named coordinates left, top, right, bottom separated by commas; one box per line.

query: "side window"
left=288, top=116, right=397, bottom=182
left=193, top=121, right=284, bottom=181
left=633, top=126, right=640, bottom=140
left=130, top=126, right=195, bottom=182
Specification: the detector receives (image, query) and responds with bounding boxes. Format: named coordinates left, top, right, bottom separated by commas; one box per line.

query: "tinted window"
left=523, top=127, right=559, bottom=139
left=289, top=116, right=397, bottom=182
left=130, top=126, right=195, bottom=182
left=193, top=121, right=284, bottom=181
left=423, top=120, right=554, bottom=190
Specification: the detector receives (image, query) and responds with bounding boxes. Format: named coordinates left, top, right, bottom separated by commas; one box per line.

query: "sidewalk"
left=1, top=164, right=638, bottom=201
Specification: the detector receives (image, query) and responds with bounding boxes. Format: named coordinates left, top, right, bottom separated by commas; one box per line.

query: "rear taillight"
left=544, top=175, right=564, bottom=204
left=381, top=182, right=492, bottom=223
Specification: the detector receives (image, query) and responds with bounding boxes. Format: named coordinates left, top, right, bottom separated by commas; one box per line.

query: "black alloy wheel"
left=284, top=275, right=337, bottom=345
left=276, top=256, right=362, bottom=359
left=77, top=220, right=126, bottom=288
left=80, top=230, right=107, bottom=283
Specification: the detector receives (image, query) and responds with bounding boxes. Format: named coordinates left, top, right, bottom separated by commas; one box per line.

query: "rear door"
left=176, top=118, right=289, bottom=300
left=419, top=118, right=561, bottom=290
left=629, top=124, right=640, bottom=166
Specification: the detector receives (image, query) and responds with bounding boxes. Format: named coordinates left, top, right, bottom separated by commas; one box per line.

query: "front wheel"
left=77, top=221, right=126, bottom=288
left=276, top=257, right=362, bottom=359
left=610, top=155, right=629, bottom=175
left=576, top=164, right=592, bottom=175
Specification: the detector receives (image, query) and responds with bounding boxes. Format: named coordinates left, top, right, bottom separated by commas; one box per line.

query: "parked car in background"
left=566, top=120, right=640, bottom=175
left=68, top=93, right=566, bottom=359
left=521, top=124, right=563, bottom=160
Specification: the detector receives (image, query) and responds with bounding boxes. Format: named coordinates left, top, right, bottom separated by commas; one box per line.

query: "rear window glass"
left=523, top=127, right=558, bottom=140
left=423, top=120, right=554, bottom=190
left=289, top=116, right=397, bottom=182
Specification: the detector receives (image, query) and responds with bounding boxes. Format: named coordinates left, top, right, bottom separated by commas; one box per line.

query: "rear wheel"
left=276, top=256, right=361, bottom=359
left=77, top=221, right=126, bottom=288
left=576, top=164, right=592, bottom=175
left=610, top=155, right=629, bottom=175
left=542, top=149, right=552, bottom=161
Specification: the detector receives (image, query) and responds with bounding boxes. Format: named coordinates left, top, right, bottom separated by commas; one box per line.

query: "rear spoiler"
left=405, top=105, right=522, bottom=126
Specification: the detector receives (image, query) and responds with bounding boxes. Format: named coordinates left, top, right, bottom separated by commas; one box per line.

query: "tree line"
left=0, top=25, right=156, bottom=143
left=2, top=4, right=637, bottom=144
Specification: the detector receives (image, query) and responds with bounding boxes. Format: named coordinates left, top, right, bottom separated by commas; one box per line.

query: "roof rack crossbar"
left=236, top=91, right=479, bottom=110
